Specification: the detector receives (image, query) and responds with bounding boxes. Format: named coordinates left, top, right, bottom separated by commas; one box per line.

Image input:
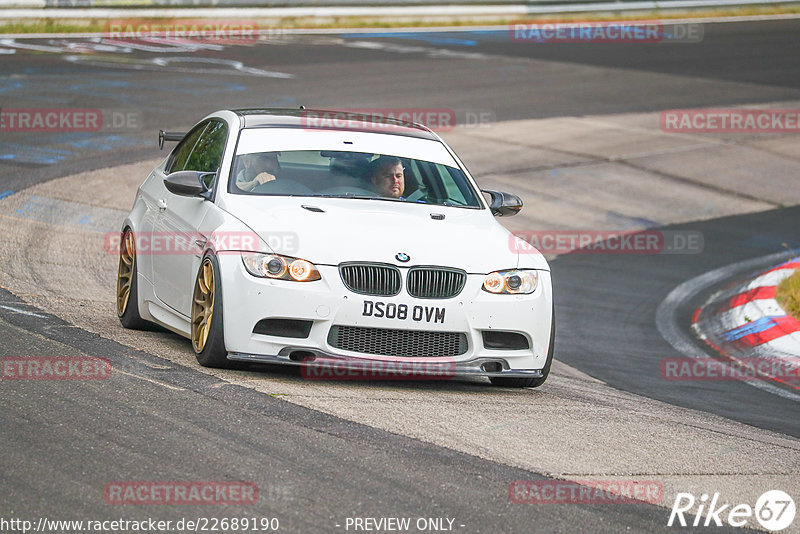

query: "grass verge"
left=1, top=4, right=800, bottom=34
left=776, top=270, right=800, bottom=320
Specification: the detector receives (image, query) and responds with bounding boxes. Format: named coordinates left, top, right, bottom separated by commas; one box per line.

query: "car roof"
left=231, top=108, right=440, bottom=141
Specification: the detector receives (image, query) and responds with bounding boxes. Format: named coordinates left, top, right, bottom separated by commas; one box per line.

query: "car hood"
left=220, top=196, right=548, bottom=273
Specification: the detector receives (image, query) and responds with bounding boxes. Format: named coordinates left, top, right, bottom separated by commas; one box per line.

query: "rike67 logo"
left=668, top=490, right=795, bottom=531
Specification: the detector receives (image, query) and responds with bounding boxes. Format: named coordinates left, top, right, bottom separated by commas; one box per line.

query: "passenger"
left=368, top=156, right=405, bottom=199
left=236, top=152, right=280, bottom=192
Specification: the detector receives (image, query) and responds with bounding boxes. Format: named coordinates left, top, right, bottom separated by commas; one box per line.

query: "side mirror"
left=483, top=190, right=523, bottom=217
left=164, top=171, right=215, bottom=198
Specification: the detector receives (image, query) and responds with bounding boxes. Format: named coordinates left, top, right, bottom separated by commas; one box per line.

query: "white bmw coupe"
left=116, top=109, right=554, bottom=387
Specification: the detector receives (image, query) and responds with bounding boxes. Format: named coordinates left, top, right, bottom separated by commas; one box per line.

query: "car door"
left=153, top=119, right=228, bottom=316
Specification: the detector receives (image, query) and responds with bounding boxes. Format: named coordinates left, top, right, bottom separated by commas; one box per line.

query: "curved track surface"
left=553, top=206, right=800, bottom=437
left=1, top=19, right=799, bottom=532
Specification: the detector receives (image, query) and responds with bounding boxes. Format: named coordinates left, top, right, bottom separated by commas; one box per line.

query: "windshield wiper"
left=310, top=194, right=403, bottom=201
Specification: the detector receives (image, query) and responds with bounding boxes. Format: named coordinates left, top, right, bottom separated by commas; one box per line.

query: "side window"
left=165, top=123, right=208, bottom=174
left=184, top=121, right=228, bottom=173
left=437, top=166, right=469, bottom=205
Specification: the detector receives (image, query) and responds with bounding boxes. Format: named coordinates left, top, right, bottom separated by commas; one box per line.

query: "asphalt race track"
left=1, top=17, right=799, bottom=533
left=2, top=19, right=800, bottom=189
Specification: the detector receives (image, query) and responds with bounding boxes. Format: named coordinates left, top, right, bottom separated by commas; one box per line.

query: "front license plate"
left=362, top=300, right=445, bottom=324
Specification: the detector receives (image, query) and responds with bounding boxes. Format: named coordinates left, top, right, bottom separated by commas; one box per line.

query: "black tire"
left=117, top=228, right=151, bottom=330
left=490, top=313, right=555, bottom=388
left=192, top=254, right=233, bottom=368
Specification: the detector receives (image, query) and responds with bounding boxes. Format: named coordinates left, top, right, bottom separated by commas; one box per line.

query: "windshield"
left=228, top=149, right=482, bottom=208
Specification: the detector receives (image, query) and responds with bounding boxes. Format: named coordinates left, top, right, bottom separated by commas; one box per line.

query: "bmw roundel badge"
left=395, top=252, right=410, bottom=262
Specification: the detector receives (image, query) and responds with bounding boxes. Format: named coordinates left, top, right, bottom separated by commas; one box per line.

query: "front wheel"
left=191, top=254, right=233, bottom=368
left=490, top=314, right=555, bottom=388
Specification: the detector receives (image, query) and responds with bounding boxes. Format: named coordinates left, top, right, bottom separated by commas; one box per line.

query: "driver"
left=368, top=156, right=405, bottom=199
left=236, top=152, right=281, bottom=192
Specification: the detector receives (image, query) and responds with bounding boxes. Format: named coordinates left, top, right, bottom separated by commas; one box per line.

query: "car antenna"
left=299, top=105, right=306, bottom=110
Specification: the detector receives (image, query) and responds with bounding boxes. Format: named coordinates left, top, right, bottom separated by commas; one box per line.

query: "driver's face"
left=372, top=163, right=405, bottom=198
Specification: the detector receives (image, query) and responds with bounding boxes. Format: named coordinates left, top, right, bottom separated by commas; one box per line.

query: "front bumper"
left=228, top=349, right=545, bottom=379
left=219, top=255, right=553, bottom=376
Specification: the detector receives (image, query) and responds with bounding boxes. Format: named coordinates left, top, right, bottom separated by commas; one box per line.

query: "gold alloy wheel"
left=116, top=230, right=135, bottom=316
left=191, top=258, right=215, bottom=352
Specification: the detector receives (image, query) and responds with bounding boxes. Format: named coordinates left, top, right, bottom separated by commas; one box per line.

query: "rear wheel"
left=490, top=313, right=555, bottom=388
left=191, top=254, right=233, bottom=368
left=116, top=228, right=150, bottom=330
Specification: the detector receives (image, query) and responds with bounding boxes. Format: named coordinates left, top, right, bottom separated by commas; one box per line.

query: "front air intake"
left=253, top=318, right=313, bottom=339
left=328, top=325, right=468, bottom=358
left=482, top=330, right=530, bottom=350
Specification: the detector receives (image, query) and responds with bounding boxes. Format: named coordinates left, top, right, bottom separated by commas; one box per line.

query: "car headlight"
left=482, top=269, right=538, bottom=294
left=241, top=253, right=321, bottom=282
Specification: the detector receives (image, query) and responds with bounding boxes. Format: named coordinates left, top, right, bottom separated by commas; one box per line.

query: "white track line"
left=0, top=304, right=49, bottom=318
